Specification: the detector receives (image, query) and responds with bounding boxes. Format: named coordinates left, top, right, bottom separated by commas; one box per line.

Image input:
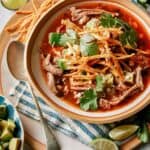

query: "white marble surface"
left=0, top=2, right=91, bottom=150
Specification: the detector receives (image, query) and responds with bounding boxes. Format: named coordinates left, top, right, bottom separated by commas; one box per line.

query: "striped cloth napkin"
left=10, top=81, right=110, bottom=145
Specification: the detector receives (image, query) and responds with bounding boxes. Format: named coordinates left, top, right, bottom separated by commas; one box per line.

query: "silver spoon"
left=7, top=41, right=60, bottom=150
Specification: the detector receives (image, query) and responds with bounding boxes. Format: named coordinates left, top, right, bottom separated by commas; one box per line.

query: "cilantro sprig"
left=80, top=89, right=98, bottom=111
left=100, top=13, right=137, bottom=48
left=136, top=106, right=150, bottom=143
left=57, top=59, right=67, bottom=70
left=137, top=122, right=149, bottom=143
left=80, top=74, right=114, bottom=111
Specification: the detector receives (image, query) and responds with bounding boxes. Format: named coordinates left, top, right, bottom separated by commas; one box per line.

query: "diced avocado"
left=57, top=59, right=67, bottom=71
left=2, top=142, right=9, bottom=149
left=0, top=105, right=7, bottom=119
left=0, top=128, right=13, bottom=142
left=104, top=74, right=114, bottom=86
left=96, top=75, right=105, bottom=92
left=9, top=138, right=21, bottom=150
left=0, top=145, right=4, bottom=150
left=0, top=120, right=16, bottom=132
left=7, top=119, right=16, bottom=132
left=124, top=72, right=134, bottom=84
left=0, top=120, right=8, bottom=129
left=66, top=29, right=77, bottom=40
left=49, top=30, right=78, bottom=47
left=0, top=128, right=2, bottom=136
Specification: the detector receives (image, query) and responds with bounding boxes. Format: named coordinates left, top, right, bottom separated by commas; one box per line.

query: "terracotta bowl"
left=25, top=0, right=150, bottom=123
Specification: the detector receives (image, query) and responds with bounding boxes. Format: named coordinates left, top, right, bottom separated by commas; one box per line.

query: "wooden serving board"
left=0, top=0, right=147, bottom=149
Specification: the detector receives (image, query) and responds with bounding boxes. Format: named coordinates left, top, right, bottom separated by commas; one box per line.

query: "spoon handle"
left=27, top=83, right=60, bottom=150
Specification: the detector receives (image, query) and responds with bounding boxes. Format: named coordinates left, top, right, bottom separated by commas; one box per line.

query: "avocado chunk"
left=0, top=105, right=7, bottom=119
left=7, top=119, right=16, bottom=132
left=0, top=120, right=8, bottom=129
left=9, top=138, right=21, bottom=150
left=0, top=119, right=16, bottom=132
left=2, top=142, right=9, bottom=149
left=0, top=128, right=2, bottom=136
left=0, top=128, right=13, bottom=142
left=0, top=145, right=4, bottom=150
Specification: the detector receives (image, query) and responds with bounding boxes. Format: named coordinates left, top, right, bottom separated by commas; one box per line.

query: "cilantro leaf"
left=49, top=29, right=78, bottom=47
left=119, top=29, right=137, bottom=48
left=80, top=42, right=99, bottom=56
left=96, top=75, right=105, bottom=92
left=100, top=13, right=138, bottom=48
left=57, top=59, right=67, bottom=70
left=100, top=13, right=122, bottom=28
left=137, top=123, right=150, bottom=143
left=49, top=33, right=62, bottom=46
left=80, top=34, right=99, bottom=56
left=80, top=89, right=98, bottom=111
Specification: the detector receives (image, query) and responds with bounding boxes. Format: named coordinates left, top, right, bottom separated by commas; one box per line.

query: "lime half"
left=109, top=125, right=139, bottom=141
left=90, top=138, right=118, bottom=150
left=1, top=0, right=28, bottom=10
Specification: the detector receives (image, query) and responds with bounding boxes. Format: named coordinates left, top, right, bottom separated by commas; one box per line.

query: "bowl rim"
left=0, top=95, right=24, bottom=150
left=25, top=0, right=150, bottom=123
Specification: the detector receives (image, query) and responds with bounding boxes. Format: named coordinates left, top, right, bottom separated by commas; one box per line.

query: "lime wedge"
left=109, top=125, right=139, bottom=141
left=90, top=138, right=118, bottom=150
left=1, top=0, right=28, bottom=10
left=138, top=0, right=147, bottom=3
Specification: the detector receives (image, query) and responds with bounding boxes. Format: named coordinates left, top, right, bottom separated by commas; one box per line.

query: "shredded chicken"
left=70, top=7, right=118, bottom=25
left=100, top=66, right=144, bottom=109
left=129, top=53, right=150, bottom=69
left=47, top=72, right=57, bottom=93
left=42, top=54, right=63, bottom=76
left=136, top=66, right=144, bottom=90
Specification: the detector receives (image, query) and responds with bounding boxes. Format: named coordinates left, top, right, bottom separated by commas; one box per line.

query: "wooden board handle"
left=121, top=137, right=141, bottom=150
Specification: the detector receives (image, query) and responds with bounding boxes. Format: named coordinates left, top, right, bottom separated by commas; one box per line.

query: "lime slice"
left=1, top=0, right=28, bottom=10
left=109, top=125, right=139, bottom=141
left=90, top=138, right=118, bottom=150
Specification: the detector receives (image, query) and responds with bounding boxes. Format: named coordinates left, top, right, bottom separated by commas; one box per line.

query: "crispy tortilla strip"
left=25, top=14, right=39, bottom=41
left=117, top=54, right=135, bottom=60
left=6, top=21, right=22, bottom=33
left=61, top=19, right=82, bottom=32
left=6, top=0, right=60, bottom=42
left=31, top=0, right=39, bottom=13
left=16, top=11, right=33, bottom=15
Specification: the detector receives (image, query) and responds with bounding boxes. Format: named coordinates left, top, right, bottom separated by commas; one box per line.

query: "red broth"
left=40, top=2, right=150, bottom=112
